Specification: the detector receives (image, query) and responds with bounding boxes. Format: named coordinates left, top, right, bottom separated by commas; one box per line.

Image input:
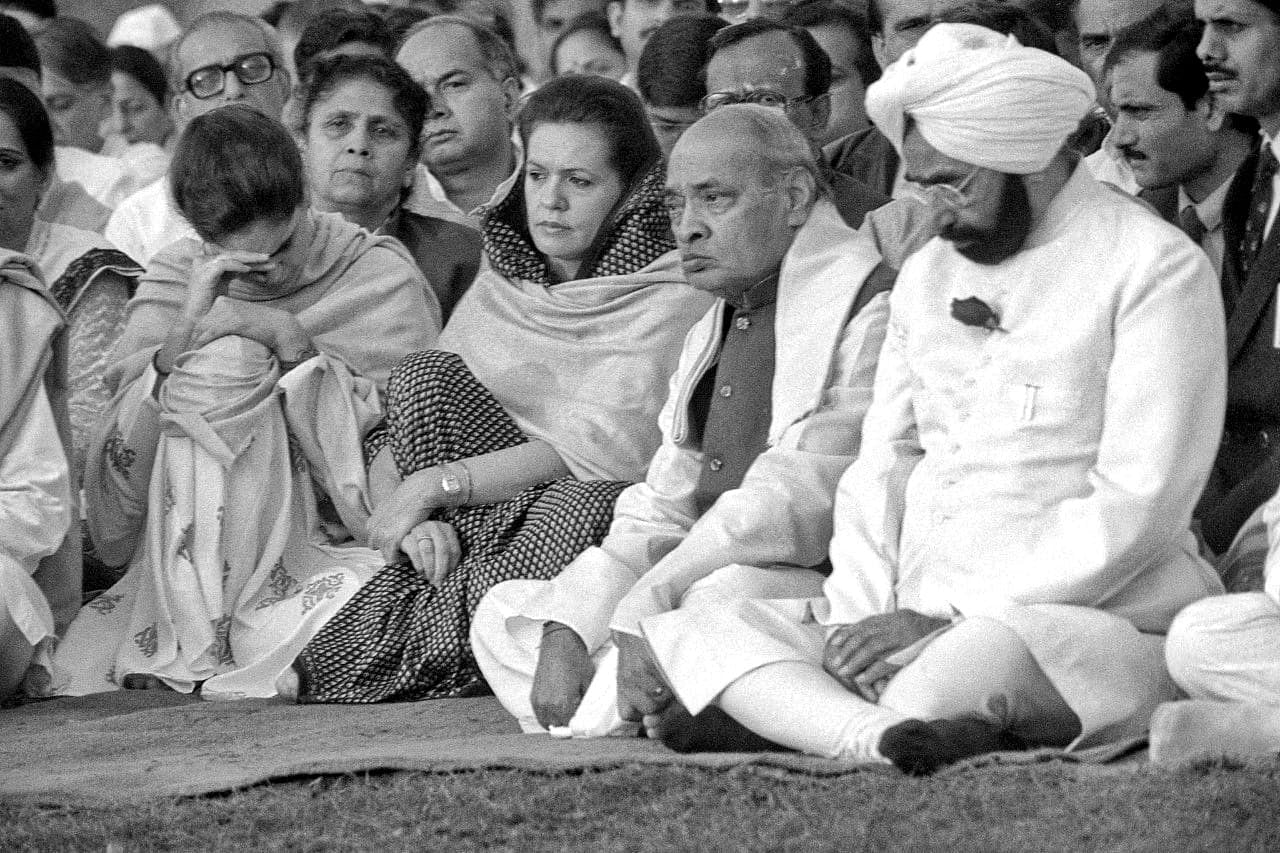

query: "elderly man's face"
left=902, top=124, right=1032, bottom=265
left=1109, top=50, right=1220, bottom=191
left=397, top=24, right=517, bottom=172
left=704, top=31, right=829, bottom=145
left=664, top=123, right=803, bottom=301
left=1197, top=0, right=1280, bottom=128
left=175, top=19, right=288, bottom=124
left=1074, top=0, right=1166, bottom=88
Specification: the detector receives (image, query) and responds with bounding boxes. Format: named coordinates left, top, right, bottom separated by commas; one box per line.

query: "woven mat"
left=0, top=692, right=1141, bottom=804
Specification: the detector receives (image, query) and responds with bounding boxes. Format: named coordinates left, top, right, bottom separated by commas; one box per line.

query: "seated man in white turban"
left=470, top=104, right=894, bottom=739
left=632, top=23, right=1228, bottom=774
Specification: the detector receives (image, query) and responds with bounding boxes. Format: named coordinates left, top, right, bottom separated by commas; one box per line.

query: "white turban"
left=865, top=23, right=1096, bottom=175
left=107, top=5, right=182, bottom=53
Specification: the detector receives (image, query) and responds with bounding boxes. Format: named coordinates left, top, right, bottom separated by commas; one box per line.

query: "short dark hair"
left=517, top=74, right=660, bottom=188
left=638, top=14, right=727, bottom=108
left=0, top=76, right=53, bottom=174
left=867, top=0, right=883, bottom=34
left=294, top=8, right=396, bottom=78
left=170, top=105, right=305, bottom=242
left=549, top=11, right=623, bottom=75
left=708, top=17, right=831, bottom=98
left=933, top=1, right=1059, bottom=55
left=295, top=53, right=427, bottom=158
left=1104, top=6, right=1204, bottom=110
left=0, top=0, right=55, bottom=20
left=608, top=0, right=720, bottom=14
left=382, top=4, right=439, bottom=46
left=34, top=16, right=110, bottom=87
left=0, top=13, right=41, bottom=78
left=782, top=0, right=881, bottom=89
left=110, top=45, right=168, bottom=107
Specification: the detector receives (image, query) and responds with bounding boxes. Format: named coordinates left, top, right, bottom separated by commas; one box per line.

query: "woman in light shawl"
left=49, top=106, right=439, bottom=699
left=290, top=75, right=714, bottom=703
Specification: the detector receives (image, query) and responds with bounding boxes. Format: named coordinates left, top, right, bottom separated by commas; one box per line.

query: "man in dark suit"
left=1193, top=0, right=1280, bottom=553
left=1106, top=7, right=1254, bottom=279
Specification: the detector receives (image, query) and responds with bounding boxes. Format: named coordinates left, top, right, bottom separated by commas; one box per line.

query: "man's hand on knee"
left=823, top=610, right=949, bottom=701
left=530, top=622, right=595, bottom=729
left=614, top=631, right=673, bottom=722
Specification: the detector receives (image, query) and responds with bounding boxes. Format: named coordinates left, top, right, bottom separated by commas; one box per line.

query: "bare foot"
left=646, top=702, right=791, bottom=754
left=877, top=717, right=1023, bottom=775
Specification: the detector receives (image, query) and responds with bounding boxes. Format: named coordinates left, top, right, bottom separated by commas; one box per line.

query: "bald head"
left=1075, top=0, right=1169, bottom=86
left=666, top=105, right=820, bottom=303
left=675, top=104, right=820, bottom=186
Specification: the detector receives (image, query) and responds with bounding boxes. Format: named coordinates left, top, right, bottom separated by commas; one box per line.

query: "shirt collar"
left=1178, top=177, right=1231, bottom=233
left=733, top=273, right=779, bottom=312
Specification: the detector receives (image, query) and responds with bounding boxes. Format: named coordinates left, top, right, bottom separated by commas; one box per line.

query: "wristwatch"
left=440, top=468, right=464, bottom=500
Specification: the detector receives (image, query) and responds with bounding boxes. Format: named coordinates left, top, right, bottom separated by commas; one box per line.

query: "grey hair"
left=169, top=12, right=292, bottom=93
left=697, top=103, right=827, bottom=194
left=400, top=15, right=519, bottom=83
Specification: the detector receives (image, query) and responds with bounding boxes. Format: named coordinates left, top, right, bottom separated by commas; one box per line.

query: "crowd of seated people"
left=3, top=0, right=1280, bottom=775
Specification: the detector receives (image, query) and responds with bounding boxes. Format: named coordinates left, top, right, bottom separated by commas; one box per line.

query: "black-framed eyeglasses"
left=184, top=52, right=276, bottom=100
left=699, top=89, right=817, bottom=115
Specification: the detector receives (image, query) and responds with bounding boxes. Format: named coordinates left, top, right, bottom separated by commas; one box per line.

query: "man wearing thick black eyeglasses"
left=105, top=12, right=292, bottom=267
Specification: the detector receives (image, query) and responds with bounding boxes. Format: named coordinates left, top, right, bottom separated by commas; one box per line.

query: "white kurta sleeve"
left=0, top=385, right=72, bottom=568
left=823, top=289, right=922, bottom=626
left=609, top=293, right=891, bottom=636
left=967, top=243, right=1225, bottom=609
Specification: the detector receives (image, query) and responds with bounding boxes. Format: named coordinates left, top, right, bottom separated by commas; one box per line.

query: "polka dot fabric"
left=480, top=161, right=675, bottom=286
left=294, top=351, right=628, bottom=703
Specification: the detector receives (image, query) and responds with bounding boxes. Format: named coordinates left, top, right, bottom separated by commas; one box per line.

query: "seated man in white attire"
left=630, top=23, right=1227, bottom=773
left=471, top=104, right=895, bottom=738
left=105, top=12, right=292, bottom=267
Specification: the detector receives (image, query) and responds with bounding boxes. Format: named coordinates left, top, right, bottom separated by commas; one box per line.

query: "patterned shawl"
left=479, top=161, right=676, bottom=286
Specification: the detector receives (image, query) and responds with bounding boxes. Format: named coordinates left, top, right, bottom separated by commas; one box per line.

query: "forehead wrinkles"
left=179, top=23, right=269, bottom=73
left=708, top=43, right=806, bottom=91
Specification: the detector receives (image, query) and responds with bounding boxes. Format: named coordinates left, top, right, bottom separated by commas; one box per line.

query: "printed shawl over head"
left=104, top=209, right=441, bottom=395
left=440, top=162, right=715, bottom=482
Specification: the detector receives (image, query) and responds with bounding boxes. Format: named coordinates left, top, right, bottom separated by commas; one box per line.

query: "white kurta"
left=0, top=386, right=73, bottom=663
left=647, top=164, right=1227, bottom=752
left=104, top=178, right=197, bottom=268
left=472, top=200, right=891, bottom=734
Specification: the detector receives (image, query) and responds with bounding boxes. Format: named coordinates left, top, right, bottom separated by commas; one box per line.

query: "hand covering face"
left=865, top=23, right=1096, bottom=175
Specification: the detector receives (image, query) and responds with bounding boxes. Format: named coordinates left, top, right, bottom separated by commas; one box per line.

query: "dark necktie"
left=1240, top=144, right=1278, bottom=281
left=1179, top=204, right=1207, bottom=246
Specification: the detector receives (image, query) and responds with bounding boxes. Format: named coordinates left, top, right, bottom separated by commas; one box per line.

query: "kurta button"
left=719, top=385, right=732, bottom=398
left=709, top=457, right=724, bottom=471
left=735, top=316, right=751, bottom=331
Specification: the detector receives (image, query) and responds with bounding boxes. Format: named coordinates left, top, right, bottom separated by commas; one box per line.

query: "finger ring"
left=648, top=685, right=667, bottom=698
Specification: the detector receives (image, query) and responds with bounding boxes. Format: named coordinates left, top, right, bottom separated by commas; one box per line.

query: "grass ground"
left=2, top=761, right=1277, bottom=852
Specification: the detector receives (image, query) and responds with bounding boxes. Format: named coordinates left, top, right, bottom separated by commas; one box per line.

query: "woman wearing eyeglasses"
left=287, top=75, right=714, bottom=704
left=48, top=106, right=441, bottom=699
